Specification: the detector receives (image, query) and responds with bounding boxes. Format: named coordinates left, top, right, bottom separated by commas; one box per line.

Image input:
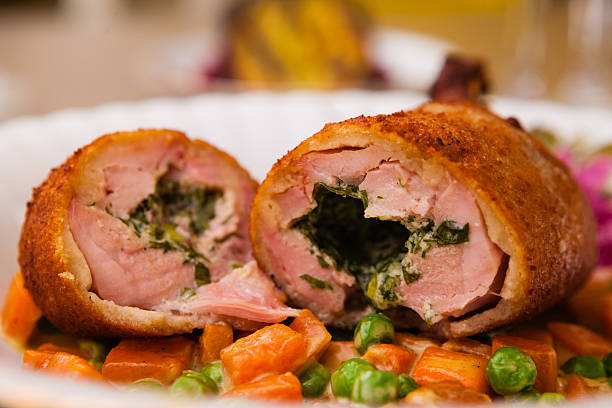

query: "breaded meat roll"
left=250, top=102, right=598, bottom=338
left=19, top=129, right=296, bottom=338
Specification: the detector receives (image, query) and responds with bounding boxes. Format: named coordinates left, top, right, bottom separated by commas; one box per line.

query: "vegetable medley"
left=4, top=268, right=612, bottom=405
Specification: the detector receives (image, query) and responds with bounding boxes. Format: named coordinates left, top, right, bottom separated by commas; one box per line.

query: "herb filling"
left=300, top=274, right=333, bottom=290
left=107, top=177, right=223, bottom=289
left=292, top=182, right=469, bottom=311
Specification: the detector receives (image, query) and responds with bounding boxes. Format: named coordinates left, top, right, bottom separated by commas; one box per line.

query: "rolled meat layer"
left=250, top=101, right=598, bottom=338
left=19, top=129, right=297, bottom=337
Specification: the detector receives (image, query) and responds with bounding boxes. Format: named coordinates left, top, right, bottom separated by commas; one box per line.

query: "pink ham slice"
left=67, top=137, right=297, bottom=324
left=397, top=180, right=504, bottom=323
left=360, top=161, right=437, bottom=219
left=270, top=147, right=504, bottom=324
left=260, top=226, right=349, bottom=318
left=159, top=261, right=299, bottom=322
left=69, top=201, right=195, bottom=308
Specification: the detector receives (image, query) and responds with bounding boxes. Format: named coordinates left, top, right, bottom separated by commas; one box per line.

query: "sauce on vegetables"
left=6, top=268, right=612, bottom=405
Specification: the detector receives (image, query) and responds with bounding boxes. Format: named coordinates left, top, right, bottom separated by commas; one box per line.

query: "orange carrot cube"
left=37, top=343, right=90, bottom=360
left=395, top=332, right=441, bottom=353
left=565, top=276, right=612, bottom=333
left=220, top=324, right=307, bottom=386
left=23, top=350, right=104, bottom=381
left=509, top=327, right=554, bottom=347
left=101, top=336, right=195, bottom=385
left=320, top=341, right=359, bottom=372
left=1, top=273, right=41, bottom=347
left=565, top=374, right=592, bottom=401
left=289, top=309, right=331, bottom=364
left=492, top=335, right=557, bottom=393
left=363, top=344, right=416, bottom=375
left=441, top=338, right=491, bottom=359
left=223, top=372, right=302, bottom=402
left=548, top=322, right=612, bottom=358
left=394, top=333, right=441, bottom=374
left=199, top=324, right=233, bottom=365
left=412, top=347, right=489, bottom=393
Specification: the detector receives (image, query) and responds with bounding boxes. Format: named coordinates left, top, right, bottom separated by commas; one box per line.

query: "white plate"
left=0, top=90, right=611, bottom=407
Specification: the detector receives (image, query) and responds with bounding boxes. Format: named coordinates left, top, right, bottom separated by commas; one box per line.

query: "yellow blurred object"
left=354, top=0, right=518, bottom=15
left=224, top=0, right=377, bottom=88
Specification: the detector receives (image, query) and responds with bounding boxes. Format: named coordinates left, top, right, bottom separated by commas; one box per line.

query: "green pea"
left=299, top=363, right=331, bottom=398
left=398, top=374, right=419, bottom=398
left=201, top=362, right=223, bottom=385
left=170, top=371, right=218, bottom=397
left=331, top=358, right=376, bottom=398
left=520, top=388, right=542, bottom=399
left=127, top=379, right=164, bottom=391
left=504, top=387, right=541, bottom=403
left=351, top=370, right=399, bottom=405
left=354, top=313, right=394, bottom=355
left=602, top=352, right=612, bottom=377
left=561, top=356, right=606, bottom=379
left=78, top=339, right=111, bottom=371
left=183, top=370, right=218, bottom=390
left=538, top=393, right=566, bottom=405
left=486, top=346, right=537, bottom=395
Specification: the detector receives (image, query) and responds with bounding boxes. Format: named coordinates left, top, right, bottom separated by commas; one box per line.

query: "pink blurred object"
left=557, top=148, right=612, bottom=265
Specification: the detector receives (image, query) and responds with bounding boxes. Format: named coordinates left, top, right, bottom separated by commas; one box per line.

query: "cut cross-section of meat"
left=250, top=101, right=598, bottom=338
left=19, top=129, right=297, bottom=338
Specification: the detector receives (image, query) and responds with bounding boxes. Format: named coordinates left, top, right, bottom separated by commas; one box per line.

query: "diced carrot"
left=395, top=333, right=441, bottom=353
left=441, top=338, right=491, bottom=359
left=565, top=274, right=612, bottom=333
left=289, top=309, right=331, bottom=366
left=412, top=347, right=489, bottom=394
left=220, top=324, right=307, bottom=386
left=37, top=343, right=90, bottom=360
left=403, top=380, right=491, bottom=405
left=509, top=327, right=554, bottom=347
left=101, top=336, right=195, bottom=385
left=492, top=335, right=557, bottom=393
left=548, top=322, right=612, bottom=358
left=566, top=268, right=612, bottom=342
left=23, top=350, right=104, bottom=381
left=223, top=372, right=302, bottom=402
left=199, top=324, right=233, bottom=365
left=1, top=272, right=41, bottom=347
left=319, top=341, right=359, bottom=372
left=565, top=374, right=592, bottom=401
left=363, top=344, right=416, bottom=375
left=394, top=333, right=441, bottom=374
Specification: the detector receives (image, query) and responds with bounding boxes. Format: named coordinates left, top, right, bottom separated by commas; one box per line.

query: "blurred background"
left=0, top=0, right=611, bottom=121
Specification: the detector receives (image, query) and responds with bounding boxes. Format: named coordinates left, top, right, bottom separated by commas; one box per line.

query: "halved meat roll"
left=19, top=129, right=297, bottom=338
left=250, top=101, right=598, bottom=338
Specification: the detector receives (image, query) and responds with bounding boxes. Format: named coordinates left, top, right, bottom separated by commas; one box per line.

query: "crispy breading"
left=250, top=101, right=598, bottom=338
left=19, top=129, right=259, bottom=337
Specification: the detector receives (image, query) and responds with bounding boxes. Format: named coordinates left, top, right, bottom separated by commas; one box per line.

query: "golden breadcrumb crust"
left=19, top=129, right=259, bottom=337
left=250, top=101, right=598, bottom=338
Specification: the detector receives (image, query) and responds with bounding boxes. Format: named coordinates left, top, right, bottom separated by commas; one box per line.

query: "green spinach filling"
left=107, top=178, right=223, bottom=288
left=300, top=274, right=333, bottom=290
left=292, top=182, right=469, bottom=311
